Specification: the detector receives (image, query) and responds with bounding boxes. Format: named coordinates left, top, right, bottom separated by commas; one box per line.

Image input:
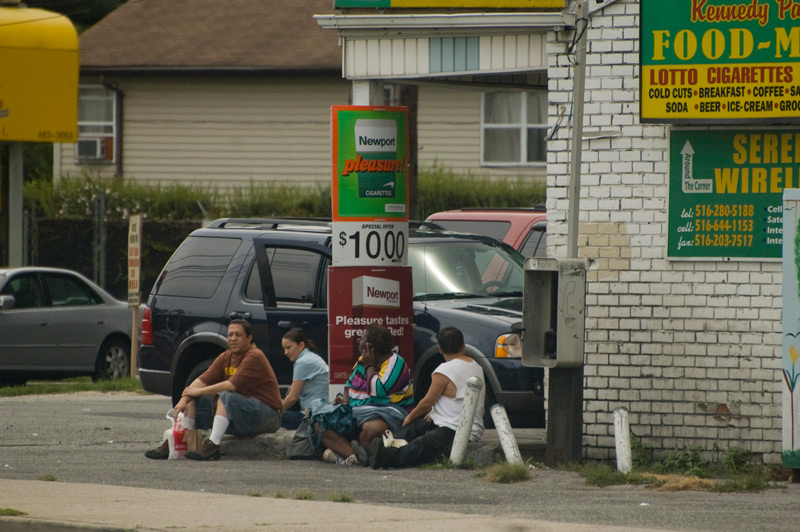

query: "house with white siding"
left=55, top=0, right=548, bottom=187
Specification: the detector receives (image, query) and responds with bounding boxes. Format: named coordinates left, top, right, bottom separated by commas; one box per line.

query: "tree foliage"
left=22, top=0, right=125, bottom=32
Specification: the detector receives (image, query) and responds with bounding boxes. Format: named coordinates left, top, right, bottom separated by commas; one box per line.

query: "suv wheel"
left=173, top=359, right=213, bottom=405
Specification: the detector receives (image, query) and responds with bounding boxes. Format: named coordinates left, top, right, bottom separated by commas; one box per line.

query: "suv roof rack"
left=206, top=218, right=333, bottom=230
left=207, top=218, right=445, bottom=234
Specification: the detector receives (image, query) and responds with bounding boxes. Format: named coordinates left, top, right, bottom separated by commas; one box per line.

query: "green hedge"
left=26, top=166, right=546, bottom=221
left=24, top=167, right=545, bottom=299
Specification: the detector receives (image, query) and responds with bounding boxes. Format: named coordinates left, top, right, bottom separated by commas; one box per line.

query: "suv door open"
left=249, top=236, right=331, bottom=384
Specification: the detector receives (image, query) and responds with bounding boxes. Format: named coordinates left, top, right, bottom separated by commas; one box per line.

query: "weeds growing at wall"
left=567, top=441, right=790, bottom=492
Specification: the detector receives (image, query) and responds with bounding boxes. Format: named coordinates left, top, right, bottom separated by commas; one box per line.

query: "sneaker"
left=185, top=439, right=220, bottom=461
left=322, top=449, right=337, bottom=463
left=339, top=454, right=357, bottom=466
left=322, top=449, right=355, bottom=465
left=144, top=440, right=169, bottom=460
left=368, top=438, right=387, bottom=469
left=351, top=440, right=369, bottom=466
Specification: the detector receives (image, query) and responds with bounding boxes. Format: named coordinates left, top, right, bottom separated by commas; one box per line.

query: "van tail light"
left=141, top=306, right=153, bottom=346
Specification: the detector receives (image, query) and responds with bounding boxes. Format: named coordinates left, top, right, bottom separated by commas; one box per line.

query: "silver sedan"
left=0, top=267, right=133, bottom=386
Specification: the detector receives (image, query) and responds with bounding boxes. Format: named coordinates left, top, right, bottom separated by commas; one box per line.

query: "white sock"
left=209, top=415, right=229, bottom=445
left=182, top=417, right=195, bottom=430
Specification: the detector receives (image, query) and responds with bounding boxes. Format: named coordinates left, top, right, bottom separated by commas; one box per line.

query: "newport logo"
left=352, top=275, right=400, bottom=308
left=358, top=136, right=396, bottom=148
left=354, top=119, right=397, bottom=153
left=367, top=285, right=399, bottom=302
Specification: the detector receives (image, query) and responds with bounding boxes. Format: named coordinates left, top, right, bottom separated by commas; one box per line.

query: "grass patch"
left=566, top=443, right=787, bottom=493
left=38, top=474, right=58, bottom=482
left=0, top=377, right=145, bottom=398
left=246, top=490, right=264, bottom=497
left=327, top=492, right=355, bottom=503
left=0, top=508, right=27, bottom=516
left=293, top=490, right=314, bottom=500
left=485, top=462, right=531, bottom=484
left=711, top=474, right=769, bottom=493
left=420, top=454, right=477, bottom=470
left=420, top=456, right=456, bottom=470
left=272, top=492, right=286, bottom=499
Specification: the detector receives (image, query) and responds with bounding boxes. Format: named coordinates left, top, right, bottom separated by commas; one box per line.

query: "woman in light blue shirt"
left=280, top=330, right=329, bottom=430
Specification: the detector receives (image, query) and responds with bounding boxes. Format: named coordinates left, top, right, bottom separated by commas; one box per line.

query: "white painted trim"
left=314, top=12, right=574, bottom=35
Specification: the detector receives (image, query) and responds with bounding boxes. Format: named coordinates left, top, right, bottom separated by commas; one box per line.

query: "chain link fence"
left=25, top=198, right=201, bottom=300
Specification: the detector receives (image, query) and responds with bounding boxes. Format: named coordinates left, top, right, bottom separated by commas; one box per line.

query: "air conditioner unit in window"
left=76, top=136, right=114, bottom=162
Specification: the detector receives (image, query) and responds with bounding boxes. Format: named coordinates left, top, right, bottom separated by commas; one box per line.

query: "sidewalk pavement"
left=0, top=478, right=679, bottom=532
left=1, top=429, right=591, bottom=532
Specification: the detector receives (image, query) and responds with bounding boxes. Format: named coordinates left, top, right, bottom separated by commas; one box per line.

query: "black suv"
left=138, top=219, right=544, bottom=428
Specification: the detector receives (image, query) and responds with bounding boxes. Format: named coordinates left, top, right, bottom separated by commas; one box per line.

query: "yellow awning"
left=0, top=7, right=78, bottom=143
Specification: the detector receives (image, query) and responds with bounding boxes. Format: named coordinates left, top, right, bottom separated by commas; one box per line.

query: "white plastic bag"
left=382, top=429, right=407, bottom=448
left=165, top=410, right=188, bottom=459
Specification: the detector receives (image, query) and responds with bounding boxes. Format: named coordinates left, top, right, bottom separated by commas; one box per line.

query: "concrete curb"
left=219, top=428, right=513, bottom=467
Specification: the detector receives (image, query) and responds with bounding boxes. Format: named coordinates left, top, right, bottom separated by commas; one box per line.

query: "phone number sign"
left=641, top=0, right=800, bottom=123
left=667, top=128, right=796, bottom=259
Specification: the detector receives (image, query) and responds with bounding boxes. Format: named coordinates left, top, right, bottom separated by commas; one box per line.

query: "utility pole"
left=546, top=0, right=588, bottom=467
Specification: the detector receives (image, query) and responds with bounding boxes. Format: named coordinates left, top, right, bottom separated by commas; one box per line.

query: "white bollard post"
left=613, top=407, right=632, bottom=474
left=450, top=376, right=482, bottom=466
left=490, top=404, right=522, bottom=464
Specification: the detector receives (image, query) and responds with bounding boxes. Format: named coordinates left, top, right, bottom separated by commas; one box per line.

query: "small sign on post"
left=128, top=215, right=142, bottom=377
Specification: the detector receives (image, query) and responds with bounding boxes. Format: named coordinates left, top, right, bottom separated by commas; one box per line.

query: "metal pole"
left=490, top=404, right=523, bottom=464
left=8, top=143, right=24, bottom=267
left=99, top=192, right=106, bottom=288
left=130, top=304, right=140, bottom=378
left=547, top=0, right=588, bottom=467
left=450, top=376, right=482, bottom=466
left=567, top=0, right=588, bottom=260
left=613, top=407, right=632, bottom=473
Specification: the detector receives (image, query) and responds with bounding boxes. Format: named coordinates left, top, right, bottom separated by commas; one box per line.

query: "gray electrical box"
left=522, top=257, right=586, bottom=368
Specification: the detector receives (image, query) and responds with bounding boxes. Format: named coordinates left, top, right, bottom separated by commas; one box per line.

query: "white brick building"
left=548, top=0, right=783, bottom=463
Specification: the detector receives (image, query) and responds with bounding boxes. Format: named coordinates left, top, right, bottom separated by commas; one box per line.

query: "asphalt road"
left=1, top=392, right=799, bottom=532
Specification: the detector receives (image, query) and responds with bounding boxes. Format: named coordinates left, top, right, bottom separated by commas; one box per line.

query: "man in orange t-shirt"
left=145, top=319, right=282, bottom=461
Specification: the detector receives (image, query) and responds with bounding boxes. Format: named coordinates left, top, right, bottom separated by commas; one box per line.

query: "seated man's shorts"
left=195, top=391, right=280, bottom=436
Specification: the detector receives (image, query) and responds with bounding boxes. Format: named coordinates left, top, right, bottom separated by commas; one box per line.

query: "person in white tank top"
left=368, top=327, right=486, bottom=469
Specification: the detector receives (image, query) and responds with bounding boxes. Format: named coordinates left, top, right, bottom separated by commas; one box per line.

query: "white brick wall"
left=547, top=0, right=783, bottom=464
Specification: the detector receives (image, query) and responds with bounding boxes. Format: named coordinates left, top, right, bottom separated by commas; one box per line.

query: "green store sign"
left=668, top=128, right=799, bottom=259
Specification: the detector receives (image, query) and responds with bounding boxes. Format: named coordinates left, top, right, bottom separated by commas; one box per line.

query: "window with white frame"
left=75, top=85, right=116, bottom=163
left=481, top=90, right=547, bottom=166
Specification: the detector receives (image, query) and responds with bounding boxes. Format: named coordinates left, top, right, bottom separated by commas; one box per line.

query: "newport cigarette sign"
left=641, top=0, right=800, bottom=123
left=331, top=106, right=409, bottom=222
